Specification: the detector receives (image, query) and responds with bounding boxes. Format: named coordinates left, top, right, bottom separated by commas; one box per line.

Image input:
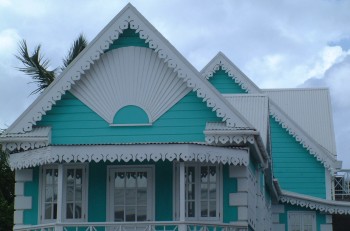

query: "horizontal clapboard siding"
left=37, top=91, right=221, bottom=144
left=209, top=68, right=247, bottom=94
left=270, top=117, right=326, bottom=198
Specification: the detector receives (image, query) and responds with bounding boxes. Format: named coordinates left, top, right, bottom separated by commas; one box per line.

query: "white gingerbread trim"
left=201, top=52, right=261, bottom=94
left=201, top=52, right=339, bottom=172
left=1, top=127, right=51, bottom=151
left=5, top=4, right=252, bottom=135
left=8, top=144, right=249, bottom=170
left=279, top=190, right=350, bottom=215
left=269, top=102, right=341, bottom=173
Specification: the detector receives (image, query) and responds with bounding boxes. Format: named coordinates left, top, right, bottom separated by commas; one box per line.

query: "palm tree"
left=16, top=34, right=88, bottom=95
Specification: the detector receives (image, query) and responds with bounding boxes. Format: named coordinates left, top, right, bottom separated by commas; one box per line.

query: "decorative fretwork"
left=8, top=144, right=249, bottom=170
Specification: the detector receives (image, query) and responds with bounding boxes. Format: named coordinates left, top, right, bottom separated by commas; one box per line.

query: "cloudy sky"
left=1, top=0, right=350, bottom=167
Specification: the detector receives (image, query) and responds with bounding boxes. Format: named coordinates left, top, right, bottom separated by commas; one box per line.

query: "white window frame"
left=174, top=162, right=223, bottom=221
left=40, top=165, right=59, bottom=223
left=62, top=164, right=88, bottom=222
left=39, top=164, right=88, bottom=224
left=107, top=165, right=155, bottom=222
left=287, top=211, right=316, bottom=231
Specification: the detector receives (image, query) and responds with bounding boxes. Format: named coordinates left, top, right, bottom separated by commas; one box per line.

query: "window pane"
left=201, top=201, right=208, bottom=217
left=137, top=172, right=147, bottom=188
left=187, top=183, right=195, bottom=200
left=201, top=184, right=208, bottom=200
left=67, top=169, right=74, bottom=185
left=137, top=206, right=147, bottom=221
left=125, top=189, right=136, bottom=205
left=209, top=184, right=216, bottom=200
left=75, top=185, right=82, bottom=201
left=115, top=172, right=125, bottom=188
left=75, top=169, right=82, bottom=185
left=45, top=204, right=52, bottom=219
left=66, top=203, right=73, bottom=219
left=209, top=201, right=216, bottom=217
left=125, top=206, right=136, bottom=221
left=137, top=189, right=147, bottom=205
left=126, top=172, right=136, bottom=188
left=75, top=203, right=82, bottom=219
left=115, top=206, right=124, bottom=222
left=66, top=185, right=74, bottom=201
left=46, top=169, right=53, bottom=184
left=209, top=166, right=216, bottom=182
left=45, top=187, right=53, bottom=202
left=187, top=201, right=195, bottom=217
left=201, top=166, right=208, bottom=183
left=53, top=203, right=57, bottom=219
left=53, top=186, right=58, bottom=202
left=115, top=189, right=124, bottom=205
left=186, top=167, right=195, bottom=183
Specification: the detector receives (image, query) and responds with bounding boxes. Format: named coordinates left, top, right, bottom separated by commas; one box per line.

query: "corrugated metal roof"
left=263, top=88, right=336, bottom=156
left=223, top=94, right=269, bottom=146
left=1, top=127, right=51, bottom=138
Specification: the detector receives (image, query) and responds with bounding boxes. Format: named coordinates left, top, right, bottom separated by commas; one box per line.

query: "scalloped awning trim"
left=9, top=144, right=249, bottom=170
left=280, top=190, right=350, bottom=215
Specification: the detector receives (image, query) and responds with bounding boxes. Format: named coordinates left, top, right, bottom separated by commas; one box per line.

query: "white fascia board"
left=280, top=190, right=350, bottom=215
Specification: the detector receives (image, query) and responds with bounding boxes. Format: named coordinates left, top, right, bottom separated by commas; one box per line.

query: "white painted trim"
left=9, top=144, right=249, bottom=170
left=15, top=182, right=24, bottom=196
left=287, top=211, right=316, bottom=231
left=15, top=169, right=33, bottom=182
left=14, top=210, right=23, bottom=225
left=280, top=190, right=350, bottom=215
left=4, top=4, right=251, bottom=135
left=229, top=192, right=248, bottom=206
left=106, top=165, right=155, bottom=222
left=201, top=52, right=340, bottom=172
left=325, top=168, right=331, bottom=200
left=179, top=162, right=185, bottom=222
left=14, top=196, right=32, bottom=210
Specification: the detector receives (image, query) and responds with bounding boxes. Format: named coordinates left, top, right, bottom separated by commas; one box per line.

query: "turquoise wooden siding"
left=270, top=117, right=326, bottom=198
left=223, top=165, right=238, bottom=222
left=106, top=28, right=148, bottom=51
left=279, top=205, right=326, bottom=231
left=23, top=167, right=39, bottom=225
left=88, top=161, right=172, bottom=222
left=208, top=68, right=247, bottom=94
left=37, top=91, right=221, bottom=144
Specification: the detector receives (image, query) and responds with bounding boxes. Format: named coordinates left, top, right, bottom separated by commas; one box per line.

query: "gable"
left=208, top=67, right=247, bottom=94
left=36, top=91, right=222, bottom=144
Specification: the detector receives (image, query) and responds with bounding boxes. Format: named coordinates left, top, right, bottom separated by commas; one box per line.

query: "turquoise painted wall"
left=223, top=165, right=238, bottom=222
left=270, top=117, right=326, bottom=198
left=88, top=161, right=173, bottom=222
left=106, top=28, right=148, bottom=52
left=37, top=91, right=221, bottom=144
left=279, top=205, right=326, bottom=231
left=208, top=68, right=247, bottom=94
left=23, top=167, right=39, bottom=225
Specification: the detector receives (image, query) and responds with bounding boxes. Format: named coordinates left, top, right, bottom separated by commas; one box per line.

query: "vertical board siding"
left=270, top=117, right=326, bottom=198
left=23, top=167, right=39, bottom=225
left=209, top=68, right=247, bottom=94
left=37, top=91, right=221, bottom=144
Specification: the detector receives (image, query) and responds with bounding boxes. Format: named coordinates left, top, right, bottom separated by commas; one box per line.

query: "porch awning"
left=8, top=143, right=249, bottom=170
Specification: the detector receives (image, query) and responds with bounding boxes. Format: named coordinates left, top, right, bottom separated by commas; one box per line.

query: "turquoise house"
left=2, top=4, right=350, bottom=231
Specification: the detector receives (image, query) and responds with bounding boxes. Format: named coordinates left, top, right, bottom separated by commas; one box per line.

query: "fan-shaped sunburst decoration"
left=70, top=47, right=191, bottom=125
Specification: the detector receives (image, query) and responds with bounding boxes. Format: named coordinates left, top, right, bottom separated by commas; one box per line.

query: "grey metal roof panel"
left=223, top=94, right=269, bottom=146
left=262, top=88, right=337, bottom=156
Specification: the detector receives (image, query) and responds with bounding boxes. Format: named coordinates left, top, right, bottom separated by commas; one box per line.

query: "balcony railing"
left=334, top=169, right=350, bottom=201
left=13, top=221, right=248, bottom=231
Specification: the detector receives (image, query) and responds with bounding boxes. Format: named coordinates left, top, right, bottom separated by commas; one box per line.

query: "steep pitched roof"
left=263, top=88, right=337, bottom=156
left=4, top=4, right=253, bottom=136
left=201, top=52, right=340, bottom=172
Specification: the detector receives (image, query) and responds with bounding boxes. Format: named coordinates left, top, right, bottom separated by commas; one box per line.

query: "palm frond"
left=62, top=34, right=88, bottom=68
left=15, top=40, right=56, bottom=95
